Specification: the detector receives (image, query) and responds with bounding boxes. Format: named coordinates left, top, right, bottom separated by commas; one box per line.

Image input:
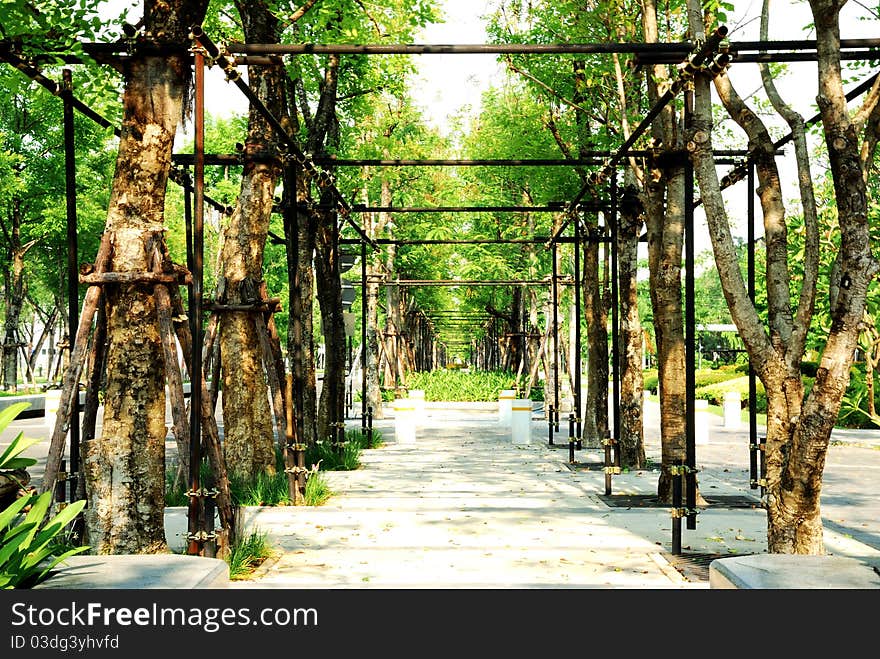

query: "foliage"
left=405, top=369, right=541, bottom=401
left=225, top=528, right=275, bottom=581
left=0, top=403, right=89, bottom=589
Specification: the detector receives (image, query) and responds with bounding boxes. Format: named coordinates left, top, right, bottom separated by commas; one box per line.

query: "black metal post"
left=568, top=413, right=575, bottom=464
left=186, top=43, right=206, bottom=556
left=684, top=88, right=697, bottom=531
left=604, top=431, right=613, bottom=496
left=61, top=69, right=81, bottom=518
left=548, top=404, right=554, bottom=446
left=747, top=162, right=759, bottom=489
left=361, top=239, right=368, bottom=431
left=609, top=174, right=621, bottom=446
left=672, top=459, right=683, bottom=555
left=573, top=215, right=582, bottom=446
left=552, top=240, right=560, bottom=431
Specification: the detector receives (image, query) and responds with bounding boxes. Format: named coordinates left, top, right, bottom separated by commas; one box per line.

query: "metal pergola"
left=5, top=20, right=878, bottom=557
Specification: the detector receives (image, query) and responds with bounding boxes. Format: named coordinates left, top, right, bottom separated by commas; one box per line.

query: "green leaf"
left=0, top=496, right=31, bottom=533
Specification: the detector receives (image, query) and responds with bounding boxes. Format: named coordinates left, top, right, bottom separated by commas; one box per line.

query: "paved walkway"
left=224, top=404, right=880, bottom=589
left=4, top=397, right=880, bottom=588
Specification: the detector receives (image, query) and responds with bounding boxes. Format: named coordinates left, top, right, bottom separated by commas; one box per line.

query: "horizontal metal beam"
left=218, top=38, right=880, bottom=56
left=351, top=205, right=604, bottom=213
left=349, top=279, right=569, bottom=287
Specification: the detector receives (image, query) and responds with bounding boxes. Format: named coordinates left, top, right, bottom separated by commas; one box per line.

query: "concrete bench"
left=710, top=554, right=880, bottom=589
left=34, top=554, right=229, bottom=589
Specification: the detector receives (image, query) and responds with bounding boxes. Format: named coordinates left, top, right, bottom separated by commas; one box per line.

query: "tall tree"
left=212, top=0, right=285, bottom=480
left=79, top=0, right=210, bottom=553
left=687, top=1, right=880, bottom=552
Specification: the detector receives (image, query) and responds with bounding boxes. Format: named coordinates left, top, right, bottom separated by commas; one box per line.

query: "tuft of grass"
left=304, top=471, right=332, bottom=506
left=226, top=528, right=276, bottom=580
left=306, top=438, right=361, bottom=471
left=229, top=471, right=291, bottom=507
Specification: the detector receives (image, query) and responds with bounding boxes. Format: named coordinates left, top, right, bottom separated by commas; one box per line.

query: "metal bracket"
left=185, top=530, right=217, bottom=541
left=670, top=507, right=700, bottom=519
left=604, top=466, right=621, bottom=475
left=750, top=478, right=768, bottom=488
left=284, top=466, right=310, bottom=475
left=184, top=487, right=219, bottom=498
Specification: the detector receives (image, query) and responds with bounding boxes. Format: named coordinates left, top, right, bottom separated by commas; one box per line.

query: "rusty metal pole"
left=62, top=69, right=81, bottom=522
left=747, top=162, right=759, bottom=489
left=684, top=87, right=697, bottom=532
left=187, top=40, right=206, bottom=556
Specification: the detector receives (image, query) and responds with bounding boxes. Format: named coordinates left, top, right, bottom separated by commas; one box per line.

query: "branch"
left=759, top=0, right=818, bottom=364
left=503, top=55, right=606, bottom=125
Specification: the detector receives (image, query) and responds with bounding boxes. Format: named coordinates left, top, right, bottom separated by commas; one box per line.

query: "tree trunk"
left=1, top=202, right=32, bottom=392
left=641, top=0, right=694, bottom=503
left=686, top=0, right=880, bottom=552
left=618, top=185, right=646, bottom=469
left=582, top=228, right=609, bottom=447
left=215, top=1, right=283, bottom=480
left=315, top=210, right=346, bottom=443
left=83, top=0, right=209, bottom=555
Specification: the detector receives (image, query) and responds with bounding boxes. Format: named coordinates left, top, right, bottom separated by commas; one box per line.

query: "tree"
left=79, top=0, right=210, bottom=554
left=686, top=0, right=880, bottom=553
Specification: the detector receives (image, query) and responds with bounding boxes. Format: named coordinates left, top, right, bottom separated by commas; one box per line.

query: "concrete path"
left=225, top=404, right=880, bottom=589
left=4, top=396, right=880, bottom=588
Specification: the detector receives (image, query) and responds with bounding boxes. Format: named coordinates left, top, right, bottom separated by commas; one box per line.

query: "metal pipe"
left=552, top=240, right=560, bottom=432
left=566, top=25, right=729, bottom=214
left=216, top=37, right=880, bottom=56
left=341, top=236, right=609, bottom=245
left=568, top=413, right=575, bottom=464
left=684, top=88, right=697, bottom=532
left=548, top=405, right=554, bottom=446
left=187, top=41, right=206, bottom=556
left=672, top=460, right=683, bottom=555
left=748, top=162, right=758, bottom=489
left=609, top=175, right=621, bottom=447
left=361, top=239, right=367, bottom=428
left=604, top=431, right=613, bottom=496
left=188, top=25, right=378, bottom=251
left=62, top=69, right=81, bottom=515
left=573, top=214, right=582, bottom=445
left=351, top=205, right=599, bottom=213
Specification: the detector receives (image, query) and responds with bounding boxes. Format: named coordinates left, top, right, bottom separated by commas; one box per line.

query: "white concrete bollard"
left=695, top=399, right=709, bottom=445
left=410, top=389, right=426, bottom=417
left=44, top=389, right=62, bottom=429
left=511, top=399, right=532, bottom=445
left=723, top=390, right=742, bottom=429
left=498, top=389, right=516, bottom=426
left=393, top=398, right=416, bottom=444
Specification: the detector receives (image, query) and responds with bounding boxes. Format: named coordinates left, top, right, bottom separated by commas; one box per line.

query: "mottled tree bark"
left=84, top=0, right=208, bottom=555
left=215, top=1, right=283, bottom=480
left=618, top=185, right=646, bottom=469
left=641, top=0, right=693, bottom=503
left=315, top=209, right=346, bottom=443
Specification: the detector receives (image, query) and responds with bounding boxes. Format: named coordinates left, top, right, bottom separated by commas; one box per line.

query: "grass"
left=226, top=528, right=276, bottom=581
left=304, top=471, right=332, bottom=506
left=166, top=436, right=361, bottom=507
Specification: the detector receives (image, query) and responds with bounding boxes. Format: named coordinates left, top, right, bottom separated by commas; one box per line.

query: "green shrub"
left=405, top=369, right=521, bottom=402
